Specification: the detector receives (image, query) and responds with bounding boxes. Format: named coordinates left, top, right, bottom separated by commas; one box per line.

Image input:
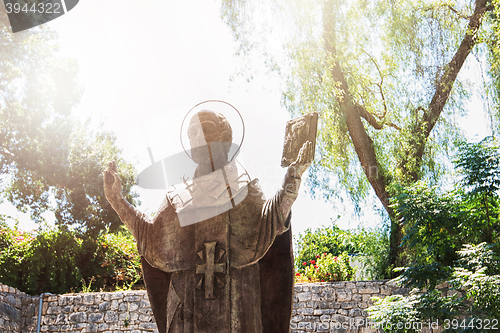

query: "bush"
left=294, top=223, right=357, bottom=271
left=367, top=243, right=500, bottom=332
left=294, top=223, right=391, bottom=280
left=366, top=138, right=500, bottom=330
left=99, top=227, right=142, bottom=291
left=0, top=224, right=142, bottom=295
left=295, top=252, right=354, bottom=282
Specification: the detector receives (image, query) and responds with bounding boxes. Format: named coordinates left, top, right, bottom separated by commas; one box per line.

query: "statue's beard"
left=191, top=142, right=231, bottom=171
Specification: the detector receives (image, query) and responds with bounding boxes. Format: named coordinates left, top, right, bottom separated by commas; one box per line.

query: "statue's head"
left=188, top=110, right=233, bottom=168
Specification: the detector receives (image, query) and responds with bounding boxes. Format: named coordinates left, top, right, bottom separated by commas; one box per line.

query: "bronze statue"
left=103, top=109, right=314, bottom=333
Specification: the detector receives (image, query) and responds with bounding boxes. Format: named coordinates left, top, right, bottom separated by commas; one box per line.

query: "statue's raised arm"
left=278, top=140, right=314, bottom=220
left=103, top=160, right=151, bottom=239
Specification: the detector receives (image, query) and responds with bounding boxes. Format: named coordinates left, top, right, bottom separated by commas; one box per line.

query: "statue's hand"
left=103, top=160, right=123, bottom=203
left=288, top=141, right=314, bottom=178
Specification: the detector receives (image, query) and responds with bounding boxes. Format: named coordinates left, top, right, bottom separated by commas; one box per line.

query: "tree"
left=220, top=0, right=498, bottom=268
left=0, top=222, right=143, bottom=295
left=0, top=11, right=137, bottom=235
left=366, top=139, right=500, bottom=330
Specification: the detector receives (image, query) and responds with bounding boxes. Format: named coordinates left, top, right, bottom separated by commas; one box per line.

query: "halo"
left=180, top=100, right=245, bottom=162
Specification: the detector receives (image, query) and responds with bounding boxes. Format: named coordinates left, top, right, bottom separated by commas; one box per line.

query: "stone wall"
left=0, top=284, right=25, bottom=332
left=0, top=280, right=405, bottom=333
left=291, top=280, right=408, bottom=333
left=27, top=290, right=157, bottom=333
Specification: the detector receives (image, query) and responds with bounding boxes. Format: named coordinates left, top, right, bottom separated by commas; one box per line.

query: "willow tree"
left=221, top=0, right=499, bottom=268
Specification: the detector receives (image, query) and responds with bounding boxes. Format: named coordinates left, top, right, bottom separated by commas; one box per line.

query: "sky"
left=0, top=0, right=493, bottom=235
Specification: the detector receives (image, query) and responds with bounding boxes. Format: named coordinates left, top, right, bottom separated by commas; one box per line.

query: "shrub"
left=294, top=223, right=391, bottom=280
left=294, top=223, right=357, bottom=272
left=295, top=252, right=354, bottom=283
left=366, top=138, right=500, bottom=330
left=99, top=227, right=142, bottom=291
left=0, top=224, right=142, bottom=295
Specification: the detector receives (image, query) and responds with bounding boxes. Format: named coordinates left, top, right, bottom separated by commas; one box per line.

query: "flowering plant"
left=295, top=252, right=355, bottom=283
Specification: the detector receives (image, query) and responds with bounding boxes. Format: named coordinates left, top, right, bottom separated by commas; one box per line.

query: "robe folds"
left=123, top=177, right=294, bottom=333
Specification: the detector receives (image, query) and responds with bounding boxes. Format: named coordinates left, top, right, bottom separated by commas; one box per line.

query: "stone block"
left=380, top=285, right=392, bottom=295
left=306, top=301, right=318, bottom=308
left=109, top=292, right=123, bottom=300
left=48, top=324, right=62, bottom=332
left=58, top=297, right=67, bottom=306
left=104, top=311, right=118, bottom=322
left=62, top=305, right=73, bottom=313
left=99, top=322, right=109, bottom=330
left=129, top=302, right=139, bottom=311
left=55, top=313, right=68, bottom=324
left=82, top=294, right=94, bottom=305
left=340, top=302, right=358, bottom=309
left=296, top=292, right=312, bottom=302
left=139, top=322, right=158, bottom=330
left=69, top=312, right=86, bottom=323
left=88, top=313, right=104, bottom=323
left=336, top=290, right=352, bottom=302
left=297, top=308, right=314, bottom=315
left=348, top=308, right=363, bottom=317
left=72, top=295, right=82, bottom=305
left=46, top=295, right=58, bottom=302
left=99, top=302, right=111, bottom=312
left=59, top=324, right=71, bottom=331
left=110, top=300, right=119, bottom=310
left=358, top=286, right=380, bottom=294
left=46, top=306, right=61, bottom=315
left=124, top=295, right=142, bottom=302
left=87, top=323, right=98, bottom=332
left=139, top=314, right=152, bottom=322
left=331, top=314, right=349, bottom=323
left=43, top=314, right=56, bottom=325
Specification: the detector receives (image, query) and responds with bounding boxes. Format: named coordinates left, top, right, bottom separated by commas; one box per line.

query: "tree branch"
left=357, top=105, right=384, bottom=130
left=424, top=0, right=489, bottom=135
left=358, top=50, right=401, bottom=130
left=410, top=0, right=490, bottom=176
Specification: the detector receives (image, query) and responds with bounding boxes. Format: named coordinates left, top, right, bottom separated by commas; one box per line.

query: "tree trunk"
left=322, top=0, right=401, bottom=270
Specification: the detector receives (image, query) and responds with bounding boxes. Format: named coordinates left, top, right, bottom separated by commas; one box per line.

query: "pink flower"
left=316, top=255, right=320, bottom=258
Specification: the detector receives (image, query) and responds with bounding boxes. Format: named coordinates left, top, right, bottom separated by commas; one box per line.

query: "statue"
left=103, top=108, right=314, bottom=333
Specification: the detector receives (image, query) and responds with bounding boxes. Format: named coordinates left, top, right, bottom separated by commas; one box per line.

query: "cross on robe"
left=196, top=242, right=226, bottom=299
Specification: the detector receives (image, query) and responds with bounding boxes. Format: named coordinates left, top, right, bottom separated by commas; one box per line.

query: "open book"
left=281, top=112, right=318, bottom=167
